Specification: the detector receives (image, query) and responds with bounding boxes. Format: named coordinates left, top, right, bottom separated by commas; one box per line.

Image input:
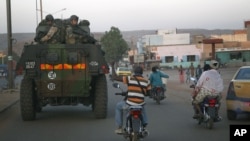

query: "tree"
left=100, top=26, right=129, bottom=76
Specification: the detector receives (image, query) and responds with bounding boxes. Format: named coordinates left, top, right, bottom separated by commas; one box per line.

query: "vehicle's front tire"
left=20, top=77, right=36, bottom=121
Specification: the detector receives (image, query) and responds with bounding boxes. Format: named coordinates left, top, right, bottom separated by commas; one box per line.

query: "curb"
left=0, top=89, right=20, bottom=113
left=0, top=99, right=20, bottom=113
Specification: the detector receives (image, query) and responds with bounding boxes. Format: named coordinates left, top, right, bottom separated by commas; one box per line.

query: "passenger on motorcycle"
left=148, top=66, right=169, bottom=97
left=192, top=60, right=223, bottom=120
left=114, top=66, right=151, bottom=134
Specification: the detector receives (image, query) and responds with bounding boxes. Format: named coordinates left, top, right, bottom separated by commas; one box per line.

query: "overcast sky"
left=1, top=0, right=250, bottom=33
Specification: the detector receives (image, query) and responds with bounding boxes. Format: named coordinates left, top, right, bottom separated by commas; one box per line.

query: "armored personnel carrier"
left=17, top=18, right=109, bottom=121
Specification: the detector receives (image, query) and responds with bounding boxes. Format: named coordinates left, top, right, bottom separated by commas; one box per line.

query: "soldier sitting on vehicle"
left=34, top=14, right=61, bottom=44
left=65, top=15, right=96, bottom=44
left=79, top=19, right=90, bottom=35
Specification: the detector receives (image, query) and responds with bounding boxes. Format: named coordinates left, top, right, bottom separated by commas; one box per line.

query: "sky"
left=0, top=0, right=250, bottom=33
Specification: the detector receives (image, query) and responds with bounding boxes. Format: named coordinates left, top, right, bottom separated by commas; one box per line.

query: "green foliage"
left=100, top=26, right=128, bottom=63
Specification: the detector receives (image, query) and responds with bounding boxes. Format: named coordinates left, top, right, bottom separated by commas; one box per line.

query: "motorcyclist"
left=192, top=60, right=223, bottom=120
left=114, top=66, right=151, bottom=134
left=148, top=66, right=169, bottom=98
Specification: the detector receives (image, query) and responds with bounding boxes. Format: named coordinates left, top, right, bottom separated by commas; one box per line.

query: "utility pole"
left=40, top=0, right=43, bottom=21
left=203, top=38, right=223, bottom=60
left=6, top=0, right=14, bottom=89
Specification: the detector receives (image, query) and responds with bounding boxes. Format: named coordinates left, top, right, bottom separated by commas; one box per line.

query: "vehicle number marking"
left=48, top=71, right=56, bottom=79
left=25, top=61, right=35, bottom=69
left=47, top=83, right=56, bottom=90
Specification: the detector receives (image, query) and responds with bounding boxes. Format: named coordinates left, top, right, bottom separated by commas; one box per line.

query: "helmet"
left=134, top=66, right=143, bottom=75
left=45, top=14, right=54, bottom=22
left=79, top=20, right=90, bottom=26
left=209, top=60, right=219, bottom=69
left=70, top=15, right=79, bottom=21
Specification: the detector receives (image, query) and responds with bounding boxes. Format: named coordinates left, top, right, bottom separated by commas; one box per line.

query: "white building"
left=137, top=29, right=200, bottom=68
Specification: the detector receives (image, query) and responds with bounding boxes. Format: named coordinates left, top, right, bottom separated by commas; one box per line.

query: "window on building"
left=230, top=52, right=242, bottom=60
left=187, top=55, right=196, bottom=62
left=165, top=56, right=174, bottom=63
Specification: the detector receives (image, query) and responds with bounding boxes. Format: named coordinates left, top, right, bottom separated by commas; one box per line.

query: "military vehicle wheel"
left=20, top=77, right=36, bottom=121
left=93, top=74, right=107, bottom=119
left=36, top=106, right=42, bottom=113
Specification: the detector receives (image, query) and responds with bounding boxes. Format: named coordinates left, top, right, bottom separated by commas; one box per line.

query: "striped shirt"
left=123, top=75, right=151, bottom=106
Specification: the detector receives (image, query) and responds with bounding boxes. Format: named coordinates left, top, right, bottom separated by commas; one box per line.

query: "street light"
left=36, top=8, right=66, bottom=23
left=51, top=8, right=66, bottom=15
left=36, top=0, right=66, bottom=23
left=36, top=8, right=66, bottom=15
left=51, top=8, right=66, bottom=19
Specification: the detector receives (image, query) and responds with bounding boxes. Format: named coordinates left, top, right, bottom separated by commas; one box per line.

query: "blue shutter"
left=183, top=55, right=187, bottom=62
left=174, top=56, right=178, bottom=63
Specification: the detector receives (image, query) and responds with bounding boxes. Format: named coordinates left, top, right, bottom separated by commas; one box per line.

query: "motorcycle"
left=113, top=83, right=148, bottom=141
left=150, top=86, right=165, bottom=104
left=190, top=77, right=221, bottom=129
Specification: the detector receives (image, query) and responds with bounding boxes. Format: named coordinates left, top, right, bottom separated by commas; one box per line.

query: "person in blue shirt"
left=148, top=66, right=169, bottom=97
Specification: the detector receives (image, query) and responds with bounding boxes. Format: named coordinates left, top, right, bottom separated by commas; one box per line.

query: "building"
left=134, top=21, right=250, bottom=69
left=137, top=29, right=200, bottom=69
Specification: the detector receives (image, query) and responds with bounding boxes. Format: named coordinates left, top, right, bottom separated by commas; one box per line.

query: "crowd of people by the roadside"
left=178, top=62, right=204, bottom=84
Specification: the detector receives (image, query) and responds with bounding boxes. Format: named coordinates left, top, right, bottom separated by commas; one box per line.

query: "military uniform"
left=40, top=24, right=59, bottom=44
left=65, top=25, right=81, bottom=44
left=34, top=15, right=63, bottom=44
left=65, top=24, right=96, bottom=44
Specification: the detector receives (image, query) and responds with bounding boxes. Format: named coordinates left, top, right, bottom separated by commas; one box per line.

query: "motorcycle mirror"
left=190, top=77, right=196, bottom=81
left=112, top=83, right=120, bottom=88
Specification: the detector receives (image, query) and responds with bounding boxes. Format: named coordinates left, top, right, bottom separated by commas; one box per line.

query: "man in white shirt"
left=192, top=60, right=224, bottom=119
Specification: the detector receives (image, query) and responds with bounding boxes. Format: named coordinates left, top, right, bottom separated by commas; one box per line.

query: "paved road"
left=1, top=67, right=250, bottom=141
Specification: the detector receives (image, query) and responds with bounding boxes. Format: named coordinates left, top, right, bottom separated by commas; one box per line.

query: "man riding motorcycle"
left=192, top=60, right=223, bottom=120
left=114, top=66, right=151, bottom=134
left=148, top=66, right=169, bottom=98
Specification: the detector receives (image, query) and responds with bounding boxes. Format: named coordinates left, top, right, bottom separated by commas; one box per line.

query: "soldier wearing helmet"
left=192, top=60, right=223, bottom=120
left=70, top=15, right=79, bottom=21
left=65, top=15, right=96, bottom=44
left=34, top=14, right=59, bottom=44
left=79, top=19, right=91, bottom=35
left=45, top=14, right=54, bottom=22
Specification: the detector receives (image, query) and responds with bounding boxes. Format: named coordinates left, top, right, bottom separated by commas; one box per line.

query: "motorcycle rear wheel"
left=206, top=118, right=214, bottom=129
left=156, top=95, right=161, bottom=104
left=130, top=132, right=139, bottom=141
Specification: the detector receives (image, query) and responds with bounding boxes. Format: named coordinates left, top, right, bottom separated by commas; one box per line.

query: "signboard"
left=134, top=55, right=144, bottom=63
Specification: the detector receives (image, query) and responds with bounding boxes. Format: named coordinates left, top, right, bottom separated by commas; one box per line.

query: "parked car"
left=116, top=67, right=132, bottom=76
left=226, top=66, right=250, bottom=120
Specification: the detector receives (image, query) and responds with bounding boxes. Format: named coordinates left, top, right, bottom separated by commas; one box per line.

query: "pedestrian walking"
left=179, top=65, right=184, bottom=83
